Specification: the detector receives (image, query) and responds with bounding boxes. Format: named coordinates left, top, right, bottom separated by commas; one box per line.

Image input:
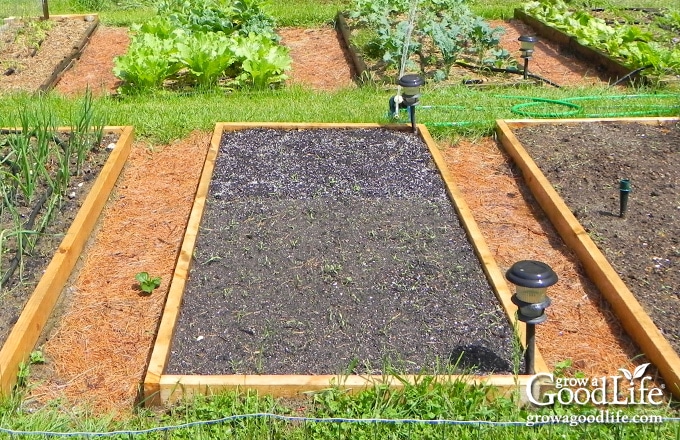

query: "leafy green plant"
left=523, top=0, right=680, bottom=77
left=348, top=0, right=509, bottom=77
left=114, top=0, right=289, bottom=93
left=235, top=34, right=291, bottom=89
left=174, top=32, right=237, bottom=87
left=135, top=271, right=161, bottom=294
left=113, top=33, right=181, bottom=92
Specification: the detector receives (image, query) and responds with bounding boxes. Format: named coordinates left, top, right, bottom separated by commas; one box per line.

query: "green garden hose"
left=417, top=93, right=679, bottom=127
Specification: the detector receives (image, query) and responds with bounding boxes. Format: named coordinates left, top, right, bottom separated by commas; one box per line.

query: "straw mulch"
left=442, top=138, right=642, bottom=377
left=28, top=131, right=210, bottom=415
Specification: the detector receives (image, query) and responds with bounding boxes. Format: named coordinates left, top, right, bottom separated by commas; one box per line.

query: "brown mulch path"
left=492, top=19, right=610, bottom=87
left=28, top=131, right=210, bottom=415
left=0, top=17, right=93, bottom=93
left=278, top=27, right=356, bottom=90
left=54, top=26, right=129, bottom=97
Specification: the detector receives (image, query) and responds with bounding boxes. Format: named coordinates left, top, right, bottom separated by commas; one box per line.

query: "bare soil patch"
left=511, top=121, right=680, bottom=354
left=167, top=128, right=516, bottom=376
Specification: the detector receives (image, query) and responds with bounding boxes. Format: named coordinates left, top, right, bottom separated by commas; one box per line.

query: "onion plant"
left=0, top=91, right=105, bottom=293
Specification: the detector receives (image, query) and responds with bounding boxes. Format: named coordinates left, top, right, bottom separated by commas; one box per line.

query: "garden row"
left=112, top=0, right=290, bottom=93
left=519, top=0, right=680, bottom=84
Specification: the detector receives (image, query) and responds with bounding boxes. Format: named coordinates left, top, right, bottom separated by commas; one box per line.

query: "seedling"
left=135, top=272, right=161, bottom=294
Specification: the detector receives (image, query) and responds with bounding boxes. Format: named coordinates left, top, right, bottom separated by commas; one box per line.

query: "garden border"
left=0, top=125, right=134, bottom=396
left=495, top=116, right=680, bottom=399
left=143, top=122, right=548, bottom=406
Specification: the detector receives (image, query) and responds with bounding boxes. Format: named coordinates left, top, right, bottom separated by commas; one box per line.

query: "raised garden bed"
left=144, top=123, right=549, bottom=405
left=0, top=14, right=99, bottom=93
left=496, top=117, right=680, bottom=399
left=515, top=6, right=680, bottom=86
left=0, top=125, right=133, bottom=395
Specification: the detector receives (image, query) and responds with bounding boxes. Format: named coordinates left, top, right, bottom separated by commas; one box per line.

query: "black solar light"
left=398, top=74, right=425, bottom=133
left=506, top=260, right=557, bottom=374
left=518, top=35, right=538, bottom=80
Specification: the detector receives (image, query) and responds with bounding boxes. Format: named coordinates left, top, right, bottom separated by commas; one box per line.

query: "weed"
left=135, top=271, right=161, bottom=294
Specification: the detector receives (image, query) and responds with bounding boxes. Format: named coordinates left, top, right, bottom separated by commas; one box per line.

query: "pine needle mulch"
left=442, top=138, right=642, bottom=377
left=28, top=131, right=211, bottom=416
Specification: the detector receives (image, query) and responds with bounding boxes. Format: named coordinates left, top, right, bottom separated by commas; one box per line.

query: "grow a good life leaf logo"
left=526, top=363, right=665, bottom=406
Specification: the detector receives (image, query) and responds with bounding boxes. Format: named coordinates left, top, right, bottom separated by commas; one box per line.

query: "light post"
left=506, top=260, right=557, bottom=374
left=518, top=35, right=538, bottom=80
left=398, top=74, right=425, bottom=133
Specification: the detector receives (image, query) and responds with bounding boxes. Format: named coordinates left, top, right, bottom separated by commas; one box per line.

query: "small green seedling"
left=135, top=272, right=161, bottom=294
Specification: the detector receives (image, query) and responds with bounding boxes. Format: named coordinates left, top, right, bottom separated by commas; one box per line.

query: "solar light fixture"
left=506, top=260, right=557, bottom=374
left=398, top=74, right=425, bottom=133
left=518, top=35, right=538, bottom=80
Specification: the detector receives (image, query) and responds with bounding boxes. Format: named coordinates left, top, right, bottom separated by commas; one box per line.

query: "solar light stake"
left=619, top=178, right=631, bottom=218
left=506, top=260, right=557, bottom=374
left=518, top=35, right=538, bottom=81
left=397, top=74, right=425, bottom=133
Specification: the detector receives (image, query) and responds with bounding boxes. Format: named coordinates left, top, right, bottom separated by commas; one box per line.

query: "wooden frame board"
left=0, top=126, right=134, bottom=396
left=143, top=122, right=547, bottom=406
left=496, top=116, right=680, bottom=399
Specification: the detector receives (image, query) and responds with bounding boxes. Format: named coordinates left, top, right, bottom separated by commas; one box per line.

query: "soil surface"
left=512, top=121, right=680, bottom=353
left=167, top=128, right=517, bottom=376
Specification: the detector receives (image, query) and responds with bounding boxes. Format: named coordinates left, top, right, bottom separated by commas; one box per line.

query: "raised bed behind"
left=514, top=9, right=634, bottom=84
left=496, top=117, right=680, bottom=399
left=0, top=125, right=133, bottom=396
left=0, top=14, right=99, bottom=93
left=143, top=122, right=549, bottom=405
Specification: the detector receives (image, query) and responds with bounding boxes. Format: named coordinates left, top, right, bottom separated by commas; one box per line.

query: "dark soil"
left=166, top=128, right=518, bottom=376
left=511, top=121, right=680, bottom=354
left=0, top=133, right=115, bottom=347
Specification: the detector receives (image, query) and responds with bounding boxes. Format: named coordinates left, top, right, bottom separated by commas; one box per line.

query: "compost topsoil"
left=511, top=121, right=680, bottom=354
left=0, top=134, right=115, bottom=345
left=166, top=128, right=517, bottom=376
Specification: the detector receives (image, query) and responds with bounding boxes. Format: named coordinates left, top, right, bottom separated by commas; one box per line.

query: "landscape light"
left=398, top=74, right=425, bottom=133
left=518, top=35, right=538, bottom=80
left=506, top=260, right=557, bottom=374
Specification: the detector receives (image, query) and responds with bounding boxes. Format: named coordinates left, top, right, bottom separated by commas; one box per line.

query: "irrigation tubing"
left=0, top=186, right=53, bottom=287
left=454, top=61, right=562, bottom=88
left=0, top=414, right=678, bottom=437
left=610, top=64, right=653, bottom=87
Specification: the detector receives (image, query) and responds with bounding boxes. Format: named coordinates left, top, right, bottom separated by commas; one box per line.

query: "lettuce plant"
left=174, top=32, right=237, bottom=86
left=234, top=33, right=291, bottom=89
left=113, top=33, right=181, bottom=92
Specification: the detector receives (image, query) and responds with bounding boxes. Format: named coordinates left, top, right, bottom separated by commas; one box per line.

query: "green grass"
left=0, top=0, right=679, bottom=437
left=0, top=382, right=678, bottom=438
